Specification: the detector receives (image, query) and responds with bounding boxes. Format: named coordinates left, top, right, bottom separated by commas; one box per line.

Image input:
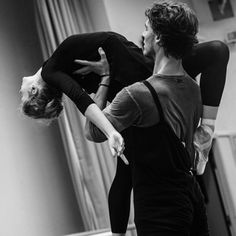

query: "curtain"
left=34, top=0, right=135, bottom=235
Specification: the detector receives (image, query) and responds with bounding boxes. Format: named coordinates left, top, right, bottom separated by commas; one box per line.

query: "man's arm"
left=84, top=74, right=111, bottom=142
left=85, top=88, right=141, bottom=142
left=74, top=47, right=110, bottom=109
left=93, top=74, right=110, bottom=109
left=73, top=47, right=140, bottom=141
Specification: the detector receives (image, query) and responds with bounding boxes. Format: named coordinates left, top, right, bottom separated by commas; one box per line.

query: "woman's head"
left=20, top=70, right=63, bottom=120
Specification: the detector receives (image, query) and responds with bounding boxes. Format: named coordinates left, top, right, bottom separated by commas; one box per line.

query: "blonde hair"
left=21, top=83, right=63, bottom=120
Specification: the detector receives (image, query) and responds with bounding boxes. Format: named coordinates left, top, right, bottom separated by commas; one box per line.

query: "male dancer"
left=85, top=1, right=208, bottom=234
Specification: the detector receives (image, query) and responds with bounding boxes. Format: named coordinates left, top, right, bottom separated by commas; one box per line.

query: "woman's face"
left=20, top=75, right=40, bottom=103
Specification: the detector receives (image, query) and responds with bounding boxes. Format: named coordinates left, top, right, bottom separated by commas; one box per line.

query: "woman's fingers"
left=111, top=146, right=128, bottom=165
left=115, top=138, right=128, bottom=165
left=117, top=143, right=128, bottom=165
left=108, top=131, right=128, bottom=165
left=119, top=153, right=129, bottom=165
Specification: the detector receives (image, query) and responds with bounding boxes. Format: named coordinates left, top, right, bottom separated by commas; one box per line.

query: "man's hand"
left=108, top=131, right=128, bottom=165
left=74, top=47, right=110, bottom=76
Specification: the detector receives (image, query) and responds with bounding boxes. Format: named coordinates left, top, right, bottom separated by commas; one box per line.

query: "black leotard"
left=41, top=32, right=152, bottom=114
left=41, top=31, right=229, bottom=233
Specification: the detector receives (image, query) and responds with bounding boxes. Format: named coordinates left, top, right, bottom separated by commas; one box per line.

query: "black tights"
left=109, top=40, right=229, bottom=233
left=108, top=158, right=132, bottom=233
left=183, top=40, right=229, bottom=106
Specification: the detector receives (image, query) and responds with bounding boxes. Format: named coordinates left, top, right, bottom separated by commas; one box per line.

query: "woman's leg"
left=108, top=157, right=132, bottom=235
left=183, top=40, right=229, bottom=108
left=183, top=41, right=230, bottom=174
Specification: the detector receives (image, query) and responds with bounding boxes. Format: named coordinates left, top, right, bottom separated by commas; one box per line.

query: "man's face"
left=142, top=19, right=156, bottom=58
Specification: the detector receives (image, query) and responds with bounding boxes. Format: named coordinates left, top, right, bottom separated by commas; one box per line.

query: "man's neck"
left=153, top=49, right=185, bottom=76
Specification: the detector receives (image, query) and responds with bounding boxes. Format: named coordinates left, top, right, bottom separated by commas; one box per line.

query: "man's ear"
left=155, top=35, right=160, bottom=44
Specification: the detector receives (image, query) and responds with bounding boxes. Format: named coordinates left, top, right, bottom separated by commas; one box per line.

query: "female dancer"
left=20, top=29, right=229, bottom=235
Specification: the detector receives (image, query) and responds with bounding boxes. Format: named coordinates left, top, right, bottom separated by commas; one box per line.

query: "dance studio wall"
left=89, top=0, right=236, bottom=133
left=0, top=0, right=84, bottom=235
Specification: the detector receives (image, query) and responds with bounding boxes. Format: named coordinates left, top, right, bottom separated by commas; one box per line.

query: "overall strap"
left=143, top=80, right=194, bottom=174
left=143, top=80, right=165, bottom=123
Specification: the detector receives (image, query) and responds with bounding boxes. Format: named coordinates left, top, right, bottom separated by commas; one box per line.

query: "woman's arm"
left=42, top=57, right=125, bottom=159
left=74, top=48, right=127, bottom=163
left=84, top=103, right=126, bottom=161
left=74, top=47, right=140, bottom=138
left=41, top=58, right=95, bottom=114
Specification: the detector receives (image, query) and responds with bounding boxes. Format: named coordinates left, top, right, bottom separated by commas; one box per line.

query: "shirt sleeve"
left=87, top=87, right=141, bottom=142
left=41, top=57, right=94, bottom=115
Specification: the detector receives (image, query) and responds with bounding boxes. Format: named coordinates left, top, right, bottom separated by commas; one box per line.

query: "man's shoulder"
left=126, top=81, right=149, bottom=96
left=184, top=75, right=201, bottom=96
left=124, top=80, right=155, bottom=108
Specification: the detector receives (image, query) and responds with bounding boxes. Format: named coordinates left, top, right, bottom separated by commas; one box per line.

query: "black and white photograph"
left=1, top=0, right=236, bottom=235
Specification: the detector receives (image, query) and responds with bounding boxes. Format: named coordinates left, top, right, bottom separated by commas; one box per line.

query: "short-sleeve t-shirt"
left=89, top=74, right=202, bottom=158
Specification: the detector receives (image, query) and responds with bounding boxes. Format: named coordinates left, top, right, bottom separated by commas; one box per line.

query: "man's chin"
left=142, top=49, right=147, bottom=56
left=143, top=51, right=151, bottom=58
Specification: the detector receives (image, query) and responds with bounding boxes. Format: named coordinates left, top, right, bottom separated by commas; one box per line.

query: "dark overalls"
left=124, top=81, right=209, bottom=236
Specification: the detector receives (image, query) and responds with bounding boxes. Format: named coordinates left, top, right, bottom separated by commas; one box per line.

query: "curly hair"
left=21, top=84, right=63, bottom=120
left=145, top=0, right=199, bottom=59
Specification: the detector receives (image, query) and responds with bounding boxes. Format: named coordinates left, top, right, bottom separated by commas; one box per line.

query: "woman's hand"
left=74, top=47, right=110, bottom=76
left=108, top=131, right=128, bottom=165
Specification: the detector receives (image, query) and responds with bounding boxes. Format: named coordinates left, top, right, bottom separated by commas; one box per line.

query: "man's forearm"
left=84, top=75, right=111, bottom=142
left=93, top=75, right=110, bottom=109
